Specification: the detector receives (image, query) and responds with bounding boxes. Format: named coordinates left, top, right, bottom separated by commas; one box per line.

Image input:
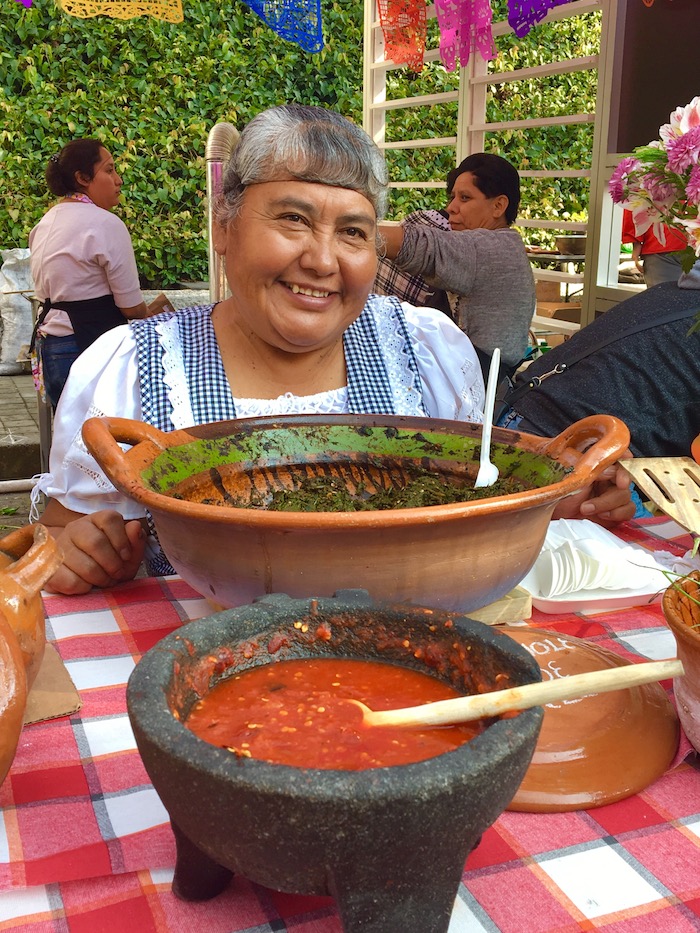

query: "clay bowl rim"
left=662, top=570, right=700, bottom=649
left=126, top=600, right=544, bottom=800
left=83, top=412, right=630, bottom=531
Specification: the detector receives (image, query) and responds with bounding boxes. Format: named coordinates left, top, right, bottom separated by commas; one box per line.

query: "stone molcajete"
left=127, top=591, right=543, bottom=933
left=83, top=412, right=630, bottom=612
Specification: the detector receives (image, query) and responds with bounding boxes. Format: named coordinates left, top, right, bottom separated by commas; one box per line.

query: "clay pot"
left=501, top=626, right=679, bottom=811
left=0, top=524, right=62, bottom=688
left=0, top=610, right=28, bottom=787
left=0, top=523, right=62, bottom=787
left=83, top=413, right=630, bottom=612
left=662, top=571, right=700, bottom=753
left=127, top=591, right=543, bottom=933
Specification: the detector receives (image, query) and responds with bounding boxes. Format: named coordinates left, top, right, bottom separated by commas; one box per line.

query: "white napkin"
left=525, top=519, right=671, bottom=599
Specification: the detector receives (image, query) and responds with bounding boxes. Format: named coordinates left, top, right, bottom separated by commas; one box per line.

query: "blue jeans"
left=41, top=334, right=81, bottom=410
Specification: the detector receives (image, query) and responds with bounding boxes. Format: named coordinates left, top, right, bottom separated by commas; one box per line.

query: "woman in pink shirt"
left=29, top=139, right=166, bottom=409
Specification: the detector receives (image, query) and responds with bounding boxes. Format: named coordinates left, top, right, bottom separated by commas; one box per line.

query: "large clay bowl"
left=83, top=413, right=630, bottom=612
left=500, top=626, right=679, bottom=811
left=0, top=524, right=62, bottom=687
left=662, top=571, right=700, bottom=753
left=127, top=591, right=543, bottom=933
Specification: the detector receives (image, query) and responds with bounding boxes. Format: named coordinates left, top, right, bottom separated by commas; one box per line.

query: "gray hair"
left=212, top=105, right=388, bottom=226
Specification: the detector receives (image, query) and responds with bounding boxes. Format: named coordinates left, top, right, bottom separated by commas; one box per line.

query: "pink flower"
left=666, top=126, right=700, bottom=174
left=628, top=199, right=665, bottom=239
left=608, top=157, right=639, bottom=203
left=641, top=172, right=680, bottom=207
left=679, top=219, right=700, bottom=257
left=660, top=97, right=700, bottom=144
left=687, top=165, right=700, bottom=206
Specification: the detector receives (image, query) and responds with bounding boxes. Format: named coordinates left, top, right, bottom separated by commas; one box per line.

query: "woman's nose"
left=300, top=234, right=339, bottom=274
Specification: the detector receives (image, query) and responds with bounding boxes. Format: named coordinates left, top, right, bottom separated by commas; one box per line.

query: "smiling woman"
left=30, top=105, right=634, bottom=596
left=31, top=104, right=491, bottom=595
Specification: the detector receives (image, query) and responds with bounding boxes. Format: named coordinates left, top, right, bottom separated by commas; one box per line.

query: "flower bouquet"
left=609, top=97, right=700, bottom=275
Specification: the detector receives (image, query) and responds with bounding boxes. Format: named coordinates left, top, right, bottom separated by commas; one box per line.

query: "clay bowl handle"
left=0, top=524, right=62, bottom=601
left=538, top=414, right=630, bottom=483
left=356, top=659, right=684, bottom=728
left=0, top=524, right=63, bottom=686
left=81, top=417, right=197, bottom=498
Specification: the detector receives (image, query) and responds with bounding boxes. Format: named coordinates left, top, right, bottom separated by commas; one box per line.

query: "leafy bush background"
left=1, top=1, right=597, bottom=285
left=1, top=1, right=365, bottom=286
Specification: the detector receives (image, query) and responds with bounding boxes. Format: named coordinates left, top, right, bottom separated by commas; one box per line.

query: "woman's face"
left=213, top=180, right=378, bottom=353
left=446, top=171, right=508, bottom=231
left=77, top=148, right=123, bottom=210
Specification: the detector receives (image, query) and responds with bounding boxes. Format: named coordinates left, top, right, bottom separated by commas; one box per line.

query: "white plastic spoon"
left=474, top=347, right=501, bottom=488
left=353, top=658, right=683, bottom=728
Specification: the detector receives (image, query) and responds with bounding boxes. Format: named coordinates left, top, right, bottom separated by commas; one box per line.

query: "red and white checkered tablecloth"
left=0, top=518, right=698, bottom=932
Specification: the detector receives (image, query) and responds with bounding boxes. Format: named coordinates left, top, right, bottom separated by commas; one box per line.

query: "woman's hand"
left=39, top=501, right=147, bottom=595
left=552, top=458, right=636, bottom=527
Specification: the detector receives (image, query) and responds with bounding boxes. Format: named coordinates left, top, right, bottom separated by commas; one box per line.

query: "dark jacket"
left=501, top=282, right=700, bottom=458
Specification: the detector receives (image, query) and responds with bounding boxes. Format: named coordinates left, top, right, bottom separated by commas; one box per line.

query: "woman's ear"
left=74, top=171, right=91, bottom=191
left=492, top=194, right=509, bottom=220
left=212, top=221, right=228, bottom=256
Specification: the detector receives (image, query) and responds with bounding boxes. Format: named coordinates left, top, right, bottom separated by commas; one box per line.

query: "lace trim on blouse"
left=371, top=298, right=426, bottom=415
left=158, top=316, right=194, bottom=429
left=235, top=387, right=349, bottom=418
left=458, top=357, right=484, bottom=422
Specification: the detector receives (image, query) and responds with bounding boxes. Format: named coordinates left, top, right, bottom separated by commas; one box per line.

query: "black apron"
left=31, top=294, right=125, bottom=353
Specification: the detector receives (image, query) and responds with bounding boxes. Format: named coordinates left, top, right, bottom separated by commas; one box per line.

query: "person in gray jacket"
left=377, top=153, right=536, bottom=381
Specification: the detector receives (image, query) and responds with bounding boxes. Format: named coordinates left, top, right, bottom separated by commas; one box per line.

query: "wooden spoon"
left=353, top=659, right=684, bottom=728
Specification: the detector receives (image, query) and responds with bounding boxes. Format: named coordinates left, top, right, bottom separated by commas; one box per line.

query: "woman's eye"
left=344, top=227, right=368, bottom=240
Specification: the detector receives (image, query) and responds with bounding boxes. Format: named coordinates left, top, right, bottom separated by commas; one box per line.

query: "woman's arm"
left=33, top=325, right=150, bottom=594
left=378, top=222, right=405, bottom=260
left=119, top=292, right=174, bottom=320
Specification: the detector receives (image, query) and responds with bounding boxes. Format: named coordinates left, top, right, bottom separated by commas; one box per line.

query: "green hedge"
left=2, top=2, right=599, bottom=283
left=1, top=1, right=364, bottom=286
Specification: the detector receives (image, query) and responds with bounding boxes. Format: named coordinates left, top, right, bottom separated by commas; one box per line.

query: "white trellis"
left=362, top=0, right=644, bottom=327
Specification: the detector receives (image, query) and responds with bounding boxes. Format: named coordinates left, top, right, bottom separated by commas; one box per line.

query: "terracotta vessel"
left=0, top=524, right=62, bottom=687
left=127, top=591, right=543, bottom=933
left=83, top=413, right=629, bottom=612
left=501, top=626, right=679, bottom=811
left=0, top=610, right=28, bottom=786
left=662, top=571, right=700, bottom=753
left=0, top=523, right=63, bottom=787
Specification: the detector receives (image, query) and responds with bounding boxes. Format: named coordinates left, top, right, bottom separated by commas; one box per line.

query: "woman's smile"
left=285, top=282, right=333, bottom=298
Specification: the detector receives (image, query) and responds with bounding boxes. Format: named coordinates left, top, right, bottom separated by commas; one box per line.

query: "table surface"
left=1, top=517, right=699, bottom=932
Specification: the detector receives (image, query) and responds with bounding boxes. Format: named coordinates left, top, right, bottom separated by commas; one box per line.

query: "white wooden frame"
left=363, top=0, right=635, bottom=326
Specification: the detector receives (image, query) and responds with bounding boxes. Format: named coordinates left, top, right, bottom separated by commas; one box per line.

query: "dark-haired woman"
left=377, top=153, right=536, bottom=382
left=29, top=139, right=166, bottom=409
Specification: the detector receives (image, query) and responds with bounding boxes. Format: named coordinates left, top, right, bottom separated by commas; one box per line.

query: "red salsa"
left=185, top=657, right=484, bottom=770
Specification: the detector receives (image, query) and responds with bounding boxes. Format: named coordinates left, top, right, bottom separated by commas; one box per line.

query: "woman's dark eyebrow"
left=268, top=196, right=375, bottom=227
